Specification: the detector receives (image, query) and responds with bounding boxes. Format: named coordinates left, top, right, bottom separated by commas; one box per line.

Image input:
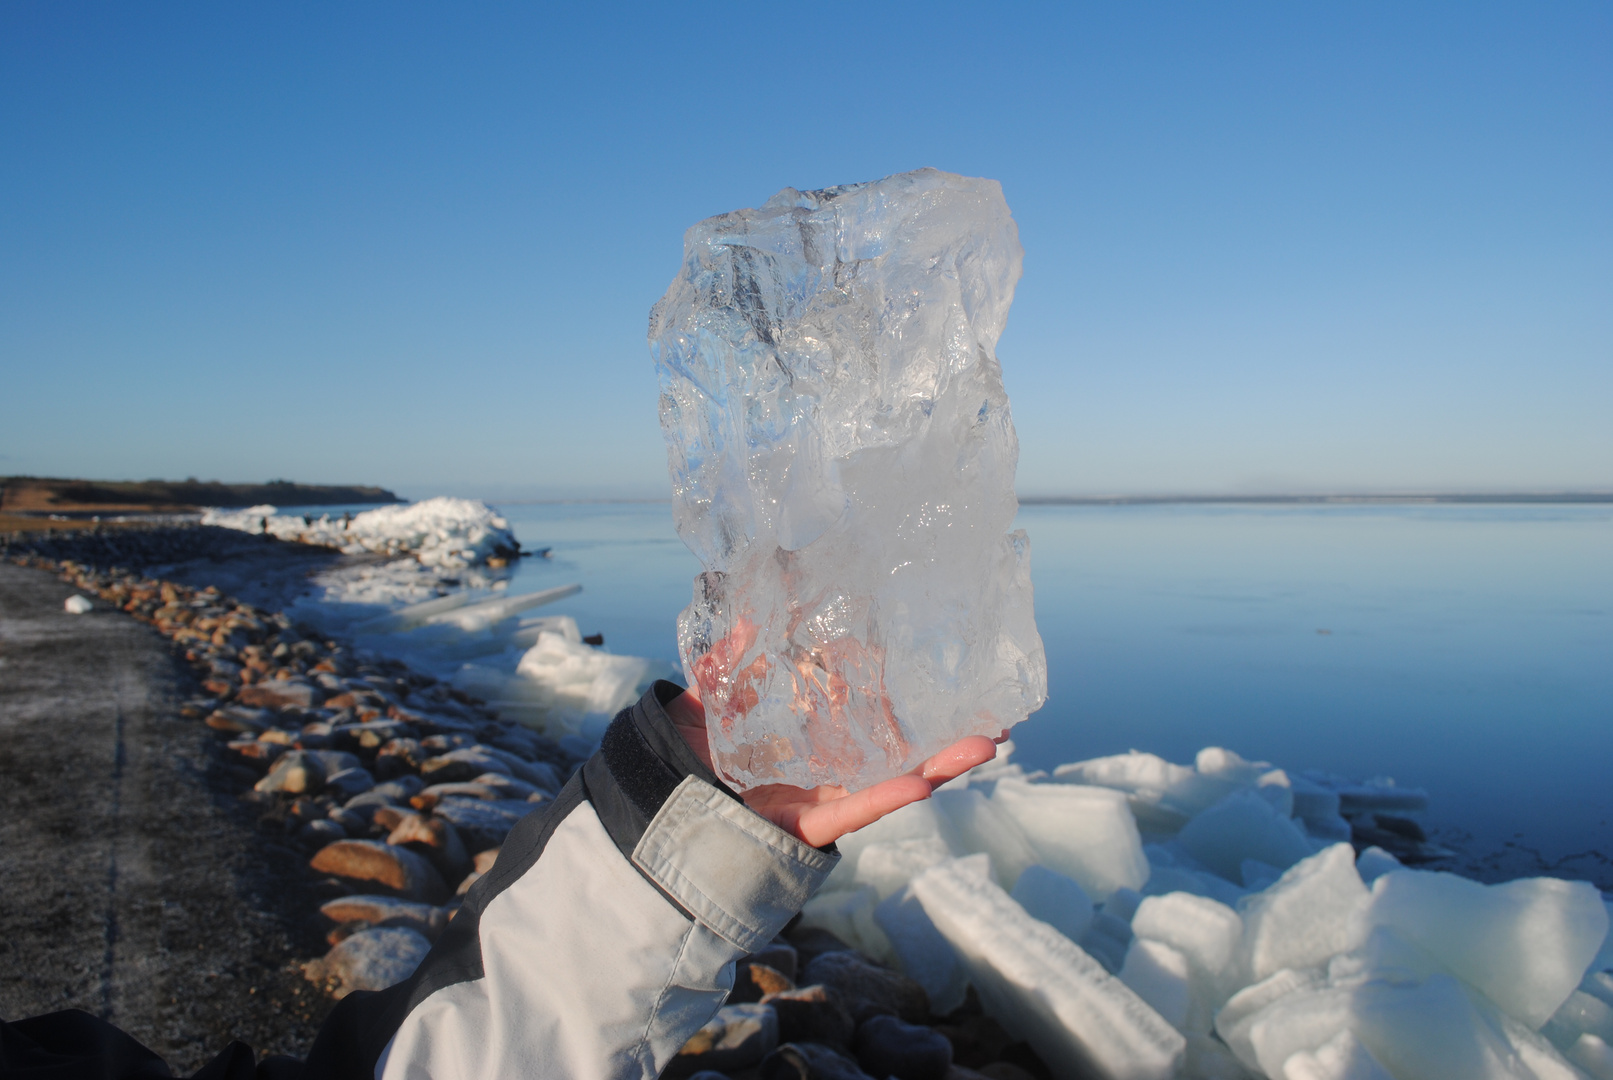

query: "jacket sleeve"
left=300, top=681, right=839, bottom=1080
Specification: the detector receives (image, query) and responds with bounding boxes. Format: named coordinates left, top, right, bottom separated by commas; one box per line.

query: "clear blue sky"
left=3, top=2, right=1608, bottom=499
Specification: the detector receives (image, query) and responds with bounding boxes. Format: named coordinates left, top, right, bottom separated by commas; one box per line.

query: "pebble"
left=419, top=747, right=513, bottom=784
left=800, top=951, right=930, bottom=1025
left=731, top=961, right=795, bottom=1004
left=853, top=1015, right=953, bottom=1080
left=300, top=819, right=347, bottom=845
left=63, top=594, right=93, bottom=614
left=761, top=984, right=855, bottom=1048
left=324, top=766, right=376, bottom=800
left=255, top=750, right=326, bottom=795
left=309, top=839, right=449, bottom=903
left=429, top=796, right=533, bottom=851
left=758, top=1041, right=874, bottom=1080
left=319, top=895, right=451, bottom=941
left=386, top=812, right=471, bottom=881
left=667, top=1003, right=779, bottom=1078
left=237, top=679, right=324, bottom=710
left=302, top=926, right=431, bottom=999
left=748, top=939, right=800, bottom=982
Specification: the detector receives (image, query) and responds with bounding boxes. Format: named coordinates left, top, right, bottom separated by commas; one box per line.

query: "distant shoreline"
left=1019, top=492, right=1613, bottom=506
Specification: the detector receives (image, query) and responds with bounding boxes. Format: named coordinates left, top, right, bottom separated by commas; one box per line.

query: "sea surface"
left=492, top=500, right=1612, bottom=872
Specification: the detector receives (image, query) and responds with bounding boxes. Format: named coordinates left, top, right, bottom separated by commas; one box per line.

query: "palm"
left=665, top=685, right=999, bottom=849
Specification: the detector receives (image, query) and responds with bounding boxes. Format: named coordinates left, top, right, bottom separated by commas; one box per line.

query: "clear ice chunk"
left=650, top=168, right=1047, bottom=790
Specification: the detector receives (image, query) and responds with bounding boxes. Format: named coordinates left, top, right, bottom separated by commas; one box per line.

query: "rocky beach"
left=3, top=522, right=1610, bottom=1080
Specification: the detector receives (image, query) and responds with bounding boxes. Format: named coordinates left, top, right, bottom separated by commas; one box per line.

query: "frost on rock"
left=650, top=168, right=1047, bottom=791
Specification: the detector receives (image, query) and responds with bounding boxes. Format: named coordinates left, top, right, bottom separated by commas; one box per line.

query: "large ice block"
left=1363, top=870, right=1609, bottom=1028
left=911, top=858, right=1185, bottom=1079
left=650, top=168, right=1047, bottom=791
left=1240, top=843, right=1370, bottom=984
left=991, top=779, right=1149, bottom=902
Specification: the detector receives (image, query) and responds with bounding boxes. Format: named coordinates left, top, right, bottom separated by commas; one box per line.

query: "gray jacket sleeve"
left=300, top=681, right=838, bottom=1080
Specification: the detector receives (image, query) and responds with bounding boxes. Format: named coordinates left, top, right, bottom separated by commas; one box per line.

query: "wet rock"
left=373, top=775, right=425, bottom=801
left=320, top=895, right=451, bottom=941
left=237, top=679, right=324, bottom=710
left=387, top=812, right=471, bottom=882
left=309, top=839, right=449, bottom=903
left=732, top=961, right=795, bottom=1004
left=324, top=766, right=376, bottom=800
left=306, top=749, right=363, bottom=775
left=332, top=720, right=414, bottom=753
left=667, top=1004, right=779, bottom=1078
left=762, top=985, right=855, bottom=1048
left=853, top=1015, right=952, bottom=1080
left=758, top=1042, right=874, bottom=1080
left=255, top=750, right=326, bottom=795
left=800, top=951, right=929, bottom=1024
left=302, top=926, right=430, bottom=999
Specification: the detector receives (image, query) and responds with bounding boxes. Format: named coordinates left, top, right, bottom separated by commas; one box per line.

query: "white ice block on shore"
left=798, top=885, right=894, bottom=964
left=1364, top=869, right=1610, bottom=1028
left=1281, top=1030, right=1394, bottom=1080
left=1178, top=789, right=1314, bottom=884
left=1119, top=938, right=1191, bottom=1033
left=991, top=779, right=1148, bottom=902
left=875, top=884, right=970, bottom=1015
left=912, top=858, right=1185, bottom=1080
left=1240, top=843, right=1370, bottom=984
left=421, top=584, right=581, bottom=632
left=932, top=787, right=1040, bottom=890
left=855, top=836, right=956, bottom=901
left=1130, top=891, right=1244, bottom=1031
left=1012, top=864, right=1095, bottom=945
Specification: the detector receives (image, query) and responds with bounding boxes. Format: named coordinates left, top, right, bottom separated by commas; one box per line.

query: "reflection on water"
left=496, top=500, right=1612, bottom=866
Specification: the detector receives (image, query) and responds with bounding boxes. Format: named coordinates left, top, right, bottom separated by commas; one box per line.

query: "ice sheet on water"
left=203, top=496, right=519, bottom=568
left=651, top=168, right=1047, bottom=792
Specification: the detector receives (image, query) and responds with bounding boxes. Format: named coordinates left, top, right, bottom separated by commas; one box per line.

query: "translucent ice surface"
left=650, top=168, right=1047, bottom=790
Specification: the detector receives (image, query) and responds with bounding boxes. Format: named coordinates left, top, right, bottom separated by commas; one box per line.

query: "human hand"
left=664, top=684, right=999, bottom=848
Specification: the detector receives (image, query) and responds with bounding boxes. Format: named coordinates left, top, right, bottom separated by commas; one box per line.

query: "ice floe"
left=800, top=740, right=1612, bottom=1079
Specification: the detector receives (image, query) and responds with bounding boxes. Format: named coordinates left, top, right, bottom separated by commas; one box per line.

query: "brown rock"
left=472, top=848, right=500, bottom=874
left=319, top=895, right=451, bottom=941
left=748, top=939, right=800, bottom=982
left=201, top=678, right=235, bottom=699
left=237, top=679, right=324, bottom=709
left=309, top=839, right=448, bottom=903
left=731, top=961, right=795, bottom=1004
left=387, top=812, right=471, bottom=881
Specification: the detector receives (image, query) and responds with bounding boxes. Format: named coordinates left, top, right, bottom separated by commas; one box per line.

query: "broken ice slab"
left=990, top=779, right=1148, bottom=903
left=418, top=584, right=582, bottom=632
left=1362, top=868, right=1609, bottom=1029
left=652, top=168, right=1046, bottom=792
left=911, top=858, right=1185, bottom=1080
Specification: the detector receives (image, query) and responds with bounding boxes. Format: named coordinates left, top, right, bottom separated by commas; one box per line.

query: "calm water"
left=496, top=501, right=1612, bottom=865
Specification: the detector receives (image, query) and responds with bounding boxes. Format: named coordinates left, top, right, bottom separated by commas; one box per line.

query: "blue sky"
left=2, top=2, right=1608, bottom=499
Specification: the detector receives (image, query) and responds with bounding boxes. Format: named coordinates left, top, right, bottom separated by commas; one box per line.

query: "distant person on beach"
left=0, top=681, right=997, bottom=1079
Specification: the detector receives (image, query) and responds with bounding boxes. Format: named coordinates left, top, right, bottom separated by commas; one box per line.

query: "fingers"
left=793, top=774, right=934, bottom=848
left=918, top=735, right=999, bottom=788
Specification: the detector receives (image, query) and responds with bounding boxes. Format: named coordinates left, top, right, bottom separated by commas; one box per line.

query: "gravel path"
left=0, top=561, right=333, bottom=1072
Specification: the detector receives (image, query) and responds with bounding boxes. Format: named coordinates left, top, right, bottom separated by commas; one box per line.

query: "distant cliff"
left=0, top=476, right=403, bottom=513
